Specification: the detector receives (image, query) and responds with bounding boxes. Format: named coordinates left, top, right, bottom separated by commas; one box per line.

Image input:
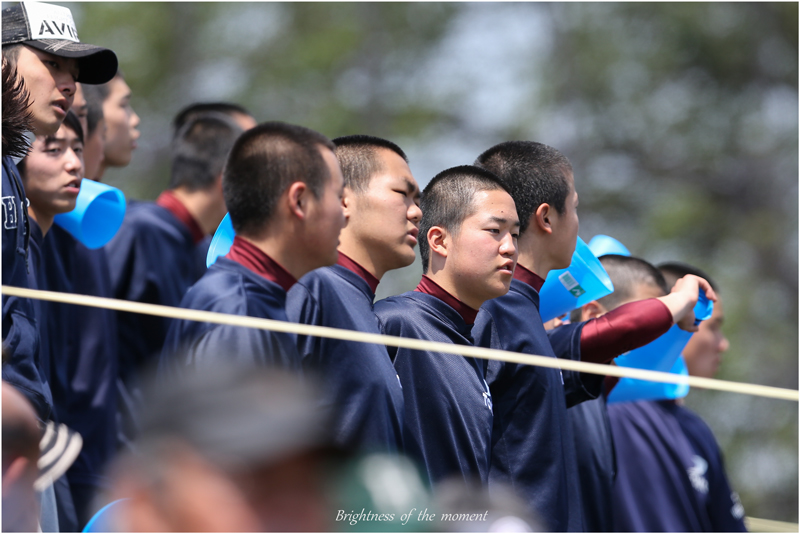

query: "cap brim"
left=25, top=40, right=118, bottom=85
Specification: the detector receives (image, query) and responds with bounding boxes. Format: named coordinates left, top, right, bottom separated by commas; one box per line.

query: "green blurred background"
left=60, top=2, right=798, bottom=523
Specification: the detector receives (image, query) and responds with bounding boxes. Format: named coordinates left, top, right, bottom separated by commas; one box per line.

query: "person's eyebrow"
left=404, top=177, right=420, bottom=197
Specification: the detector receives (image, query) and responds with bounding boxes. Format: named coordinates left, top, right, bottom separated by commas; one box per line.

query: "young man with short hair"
left=161, top=121, right=346, bottom=374
left=375, top=165, right=519, bottom=484
left=609, top=262, right=746, bottom=532
left=553, top=254, right=715, bottom=532
left=107, top=113, right=244, bottom=380
left=93, top=72, right=139, bottom=180
left=473, top=141, right=716, bottom=530
left=286, top=134, right=421, bottom=453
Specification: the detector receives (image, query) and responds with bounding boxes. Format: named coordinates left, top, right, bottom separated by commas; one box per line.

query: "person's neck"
left=424, top=268, right=483, bottom=311
left=238, top=230, right=312, bottom=282
left=517, top=233, right=557, bottom=280
left=27, top=207, right=52, bottom=236
left=170, top=187, right=226, bottom=236
left=337, top=236, right=385, bottom=281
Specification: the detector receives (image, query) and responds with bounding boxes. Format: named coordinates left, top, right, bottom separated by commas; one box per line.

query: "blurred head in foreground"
left=2, top=381, right=41, bottom=532
left=106, top=365, right=337, bottom=531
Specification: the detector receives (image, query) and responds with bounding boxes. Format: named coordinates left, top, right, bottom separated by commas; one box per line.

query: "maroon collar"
left=415, top=275, right=478, bottom=325
left=337, top=252, right=380, bottom=294
left=225, top=236, right=297, bottom=292
left=156, top=190, right=205, bottom=245
left=513, top=263, right=545, bottom=292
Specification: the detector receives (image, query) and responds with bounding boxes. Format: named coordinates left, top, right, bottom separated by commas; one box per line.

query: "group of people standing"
left=2, top=1, right=746, bottom=532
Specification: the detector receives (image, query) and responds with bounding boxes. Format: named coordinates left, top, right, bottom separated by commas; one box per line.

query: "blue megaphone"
left=608, top=290, right=713, bottom=404
left=206, top=212, right=235, bottom=267
left=588, top=234, right=631, bottom=257
left=53, top=179, right=126, bottom=249
left=539, top=236, right=615, bottom=322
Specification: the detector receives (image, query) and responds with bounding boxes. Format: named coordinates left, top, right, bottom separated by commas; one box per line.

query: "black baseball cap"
left=2, top=2, right=117, bottom=84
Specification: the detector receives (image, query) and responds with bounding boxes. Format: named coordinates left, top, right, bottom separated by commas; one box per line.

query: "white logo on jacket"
left=688, top=455, right=709, bottom=494
left=2, top=196, right=18, bottom=230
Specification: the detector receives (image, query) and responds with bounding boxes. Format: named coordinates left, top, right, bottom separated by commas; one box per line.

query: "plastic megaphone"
left=588, top=234, right=631, bottom=257
left=608, top=290, right=713, bottom=404
left=539, top=236, right=615, bottom=322
left=53, top=179, right=126, bottom=249
left=206, top=212, right=235, bottom=267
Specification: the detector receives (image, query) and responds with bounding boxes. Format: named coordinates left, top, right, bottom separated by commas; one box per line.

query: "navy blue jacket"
left=160, top=257, right=300, bottom=377
left=2, top=156, right=52, bottom=422
left=375, top=291, right=493, bottom=486
left=105, top=200, right=205, bottom=380
left=473, top=279, right=589, bottom=532
left=286, top=265, right=404, bottom=453
left=609, top=400, right=747, bottom=532
left=549, top=321, right=616, bottom=532
left=40, top=225, right=118, bottom=498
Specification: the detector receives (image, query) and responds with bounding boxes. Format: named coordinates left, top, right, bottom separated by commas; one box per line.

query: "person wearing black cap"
left=2, top=1, right=117, bottom=137
left=1, top=3, right=116, bottom=530
left=2, top=1, right=118, bottom=421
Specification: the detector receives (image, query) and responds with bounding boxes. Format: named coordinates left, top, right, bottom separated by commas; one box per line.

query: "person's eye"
left=487, top=228, right=500, bottom=234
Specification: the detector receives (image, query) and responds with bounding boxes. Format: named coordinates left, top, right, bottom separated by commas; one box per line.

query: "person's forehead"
left=468, top=189, right=518, bottom=220
left=370, top=149, right=416, bottom=186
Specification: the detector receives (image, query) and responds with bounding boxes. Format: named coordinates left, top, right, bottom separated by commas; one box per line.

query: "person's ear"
left=428, top=226, right=448, bottom=258
left=581, top=300, right=606, bottom=320
left=533, top=203, right=553, bottom=235
left=341, top=186, right=355, bottom=222
left=286, top=181, right=308, bottom=220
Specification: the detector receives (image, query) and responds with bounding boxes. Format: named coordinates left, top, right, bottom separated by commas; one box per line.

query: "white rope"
left=3, top=285, right=797, bottom=403
left=745, top=516, right=800, bottom=532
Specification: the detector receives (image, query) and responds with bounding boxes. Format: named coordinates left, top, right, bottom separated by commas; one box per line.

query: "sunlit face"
left=14, top=46, right=78, bottom=135
left=683, top=297, right=729, bottom=379
left=344, top=148, right=422, bottom=276
left=444, top=189, right=519, bottom=308
left=549, top=170, right=580, bottom=270
left=102, top=76, right=140, bottom=167
left=22, top=123, right=83, bottom=220
left=305, top=147, right=346, bottom=269
left=83, top=117, right=106, bottom=181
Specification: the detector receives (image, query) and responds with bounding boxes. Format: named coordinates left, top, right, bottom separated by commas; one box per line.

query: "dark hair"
left=80, top=83, right=105, bottom=136
left=2, top=63, right=32, bottom=158
left=1, top=43, right=22, bottom=69
left=223, top=121, right=336, bottom=236
left=91, top=70, right=124, bottom=102
left=419, top=165, right=510, bottom=274
left=475, top=141, right=572, bottom=234
left=658, top=261, right=718, bottom=292
left=332, top=134, right=408, bottom=193
left=18, top=110, right=83, bottom=177
left=172, top=102, right=252, bottom=136
left=569, top=255, right=668, bottom=322
left=169, top=113, right=243, bottom=192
